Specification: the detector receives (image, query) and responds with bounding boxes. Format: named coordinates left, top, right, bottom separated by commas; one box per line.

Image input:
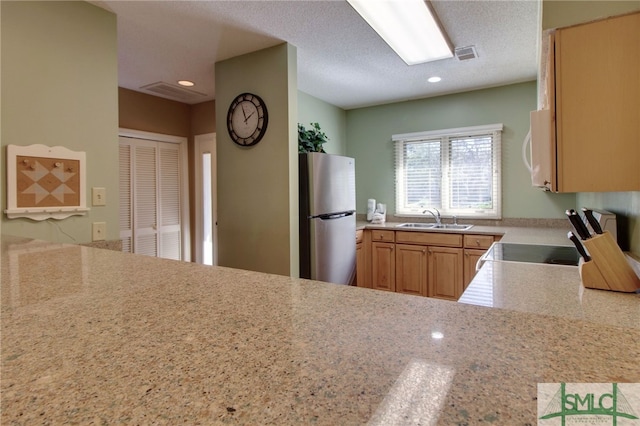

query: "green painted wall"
left=543, top=0, right=640, bottom=256
left=542, top=0, right=640, bottom=29
left=345, top=81, right=576, bottom=218
left=215, top=43, right=299, bottom=276
left=298, top=91, right=348, bottom=156
left=1, top=1, right=119, bottom=243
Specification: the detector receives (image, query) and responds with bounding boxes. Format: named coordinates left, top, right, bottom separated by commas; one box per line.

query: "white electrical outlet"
left=92, top=222, right=106, bottom=241
left=92, top=187, right=106, bottom=206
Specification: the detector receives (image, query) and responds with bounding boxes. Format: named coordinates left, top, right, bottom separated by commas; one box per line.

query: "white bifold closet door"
left=119, top=136, right=182, bottom=260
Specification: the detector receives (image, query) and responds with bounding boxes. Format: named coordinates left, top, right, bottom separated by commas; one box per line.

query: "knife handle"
left=566, top=210, right=591, bottom=240
left=582, top=208, right=603, bottom=234
left=568, top=231, right=591, bottom=262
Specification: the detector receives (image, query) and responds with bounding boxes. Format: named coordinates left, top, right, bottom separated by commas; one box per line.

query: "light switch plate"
left=92, top=222, right=106, bottom=241
left=92, top=187, right=106, bottom=206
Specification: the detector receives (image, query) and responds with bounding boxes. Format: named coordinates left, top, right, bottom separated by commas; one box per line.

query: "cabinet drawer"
left=356, top=229, right=364, bottom=243
left=464, top=234, right=495, bottom=249
left=370, top=229, right=395, bottom=242
left=395, top=231, right=462, bottom=247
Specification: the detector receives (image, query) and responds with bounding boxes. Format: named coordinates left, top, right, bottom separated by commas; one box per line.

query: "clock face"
left=227, top=93, right=268, bottom=146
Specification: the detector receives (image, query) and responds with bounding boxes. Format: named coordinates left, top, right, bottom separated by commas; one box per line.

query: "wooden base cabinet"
left=395, top=244, right=427, bottom=296
left=370, top=230, right=395, bottom=292
left=428, top=246, right=463, bottom=301
left=462, top=234, right=496, bottom=289
left=364, top=229, right=499, bottom=301
left=355, top=230, right=366, bottom=287
left=463, top=249, right=486, bottom=290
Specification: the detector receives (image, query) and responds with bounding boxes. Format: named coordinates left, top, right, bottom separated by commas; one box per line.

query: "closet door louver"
left=119, top=143, right=133, bottom=253
left=134, top=144, right=158, bottom=257
left=119, top=136, right=183, bottom=260
left=158, top=145, right=181, bottom=260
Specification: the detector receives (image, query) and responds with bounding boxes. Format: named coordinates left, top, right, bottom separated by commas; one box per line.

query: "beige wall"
left=215, top=43, right=298, bottom=276
left=191, top=101, right=216, bottom=135
left=1, top=1, right=119, bottom=243
left=118, top=88, right=191, bottom=137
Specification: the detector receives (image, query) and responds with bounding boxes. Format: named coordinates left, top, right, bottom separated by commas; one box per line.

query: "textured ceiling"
left=91, top=0, right=540, bottom=109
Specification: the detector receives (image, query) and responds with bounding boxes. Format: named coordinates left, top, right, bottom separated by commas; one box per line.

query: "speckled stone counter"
left=459, top=261, right=640, bottom=328
left=360, top=221, right=639, bottom=327
left=2, top=235, right=639, bottom=425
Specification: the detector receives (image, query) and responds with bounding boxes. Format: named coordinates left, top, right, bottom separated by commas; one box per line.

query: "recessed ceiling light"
left=178, top=80, right=195, bottom=87
left=428, top=76, right=442, bottom=83
left=346, top=0, right=453, bottom=65
left=431, top=331, right=444, bottom=339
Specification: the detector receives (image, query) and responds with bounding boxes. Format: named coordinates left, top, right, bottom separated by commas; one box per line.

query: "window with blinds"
left=394, top=124, right=503, bottom=219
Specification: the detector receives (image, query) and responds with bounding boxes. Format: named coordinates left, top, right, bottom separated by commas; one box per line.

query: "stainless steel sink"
left=430, top=224, right=474, bottom=230
left=397, top=223, right=473, bottom=230
left=397, top=223, right=435, bottom=228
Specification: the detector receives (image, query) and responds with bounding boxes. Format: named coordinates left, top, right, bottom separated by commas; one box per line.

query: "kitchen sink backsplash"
left=356, top=214, right=569, bottom=228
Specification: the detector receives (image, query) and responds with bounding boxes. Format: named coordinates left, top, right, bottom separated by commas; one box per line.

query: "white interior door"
left=194, top=133, right=216, bottom=265
left=119, top=129, right=190, bottom=261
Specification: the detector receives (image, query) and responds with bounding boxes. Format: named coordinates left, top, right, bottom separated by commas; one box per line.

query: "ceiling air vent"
left=454, top=46, right=478, bottom=61
left=140, top=81, right=207, bottom=102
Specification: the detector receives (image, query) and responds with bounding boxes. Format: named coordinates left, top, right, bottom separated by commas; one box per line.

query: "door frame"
left=194, top=133, right=217, bottom=265
left=119, top=128, right=191, bottom=261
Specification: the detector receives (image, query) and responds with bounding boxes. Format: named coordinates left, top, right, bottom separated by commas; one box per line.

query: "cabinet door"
left=356, top=242, right=366, bottom=287
left=371, top=242, right=395, bottom=292
left=555, top=12, right=640, bottom=192
left=428, top=247, right=463, bottom=301
left=463, top=249, right=486, bottom=290
left=396, top=244, right=427, bottom=297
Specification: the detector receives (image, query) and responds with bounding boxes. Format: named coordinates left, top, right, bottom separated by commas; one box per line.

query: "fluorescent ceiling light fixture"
left=178, top=80, right=195, bottom=87
left=427, top=76, right=441, bottom=83
left=347, top=0, right=453, bottom=65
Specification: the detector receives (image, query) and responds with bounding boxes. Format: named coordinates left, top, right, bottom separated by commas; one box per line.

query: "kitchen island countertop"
left=1, top=234, right=639, bottom=425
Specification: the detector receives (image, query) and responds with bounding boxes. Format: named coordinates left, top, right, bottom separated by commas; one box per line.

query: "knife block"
left=579, top=231, right=640, bottom=292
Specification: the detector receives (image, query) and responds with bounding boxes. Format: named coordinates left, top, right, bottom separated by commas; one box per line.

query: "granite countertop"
left=359, top=221, right=640, bottom=327
left=459, top=261, right=640, bottom=328
left=2, top=234, right=639, bottom=425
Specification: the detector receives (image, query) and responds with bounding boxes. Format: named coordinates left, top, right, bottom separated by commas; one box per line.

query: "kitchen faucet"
left=423, top=208, right=441, bottom=225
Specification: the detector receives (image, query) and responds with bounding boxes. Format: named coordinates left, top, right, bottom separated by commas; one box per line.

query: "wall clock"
left=227, top=92, right=269, bottom=147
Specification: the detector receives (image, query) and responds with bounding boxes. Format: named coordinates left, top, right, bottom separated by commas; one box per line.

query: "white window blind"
left=394, top=124, right=503, bottom=219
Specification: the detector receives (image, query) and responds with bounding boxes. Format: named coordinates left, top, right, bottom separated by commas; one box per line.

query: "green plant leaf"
left=298, top=122, right=329, bottom=153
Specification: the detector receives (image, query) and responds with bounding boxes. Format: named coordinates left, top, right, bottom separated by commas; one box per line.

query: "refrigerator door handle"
left=313, top=210, right=355, bottom=220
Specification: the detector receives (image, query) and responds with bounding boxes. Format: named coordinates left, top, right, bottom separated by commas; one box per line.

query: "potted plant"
left=298, top=122, right=328, bottom=153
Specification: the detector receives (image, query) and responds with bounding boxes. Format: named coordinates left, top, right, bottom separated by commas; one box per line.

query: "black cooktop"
left=486, top=243, right=580, bottom=266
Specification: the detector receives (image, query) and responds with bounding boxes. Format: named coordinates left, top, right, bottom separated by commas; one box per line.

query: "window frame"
left=393, top=123, right=503, bottom=219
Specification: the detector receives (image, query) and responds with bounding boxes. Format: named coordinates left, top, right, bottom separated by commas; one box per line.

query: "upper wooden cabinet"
left=535, top=11, right=640, bottom=192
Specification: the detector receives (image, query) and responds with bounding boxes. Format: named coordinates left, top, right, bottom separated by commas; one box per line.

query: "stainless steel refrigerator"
left=299, top=153, right=356, bottom=285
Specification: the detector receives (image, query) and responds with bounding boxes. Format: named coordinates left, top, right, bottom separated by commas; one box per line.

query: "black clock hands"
left=240, top=103, right=255, bottom=124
